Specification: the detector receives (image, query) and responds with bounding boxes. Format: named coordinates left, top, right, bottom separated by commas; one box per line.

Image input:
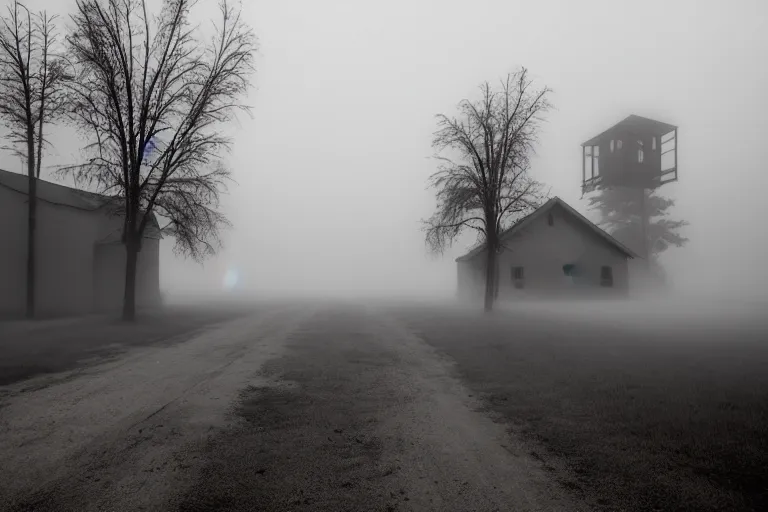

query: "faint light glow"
left=143, top=137, right=157, bottom=163
left=223, top=268, right=240, bottom=290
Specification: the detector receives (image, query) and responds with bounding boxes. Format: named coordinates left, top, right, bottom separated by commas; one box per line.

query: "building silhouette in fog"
left=0, top=169, right=161, bottom=318
left=456, top=197, right=637, bottom=300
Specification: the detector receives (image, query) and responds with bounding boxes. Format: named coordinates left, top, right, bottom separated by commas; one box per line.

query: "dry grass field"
left=386, top=298, right=768, bottom=511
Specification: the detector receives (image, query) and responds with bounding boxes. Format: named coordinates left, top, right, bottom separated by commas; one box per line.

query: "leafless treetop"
left=0, top=0, right=67, bottom=176
left=65, top=0, right=257, bottom=260
left=425, top=67, right=553, bottom=254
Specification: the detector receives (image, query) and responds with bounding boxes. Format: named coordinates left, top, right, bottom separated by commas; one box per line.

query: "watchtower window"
left=600, top=266, right=613, bottom=287
left=593, top=146, right=599, bottom=176
left=617, top=139, right=623, bottom=149
left=637, top=140, right=644, bottom=163
left=584, top=146, right=599, bottom=179
left=610, top=140, right=615, bottom=152
left=652, top=137, right=657, bottom=151
left=512, top=266, right=525, bottom=289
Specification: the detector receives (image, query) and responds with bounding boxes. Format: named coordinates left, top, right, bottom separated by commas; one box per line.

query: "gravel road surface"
left=1, top=303, right=581, bottom=512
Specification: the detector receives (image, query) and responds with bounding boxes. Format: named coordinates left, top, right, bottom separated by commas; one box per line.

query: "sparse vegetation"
left=392, top=304, right=768, bottom=512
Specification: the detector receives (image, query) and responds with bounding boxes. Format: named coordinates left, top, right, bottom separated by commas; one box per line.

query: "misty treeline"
left=0, top=0, right=257, bottom=321
left=424, top=68, right=552, bottom=312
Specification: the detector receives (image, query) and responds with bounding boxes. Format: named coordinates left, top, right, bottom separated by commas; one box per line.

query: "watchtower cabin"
left=581, top=115, right=678, bottom=192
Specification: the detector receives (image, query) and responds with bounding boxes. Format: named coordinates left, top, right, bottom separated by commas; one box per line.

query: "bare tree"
left=0, top=1, right=67, bottom=318
left=64, top=0, right=256, bottom=321
left=424, top=68, right=552, bottom=311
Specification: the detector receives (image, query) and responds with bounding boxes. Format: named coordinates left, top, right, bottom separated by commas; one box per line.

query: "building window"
left=617, top=139, right=622, bottom=150
left=600, top=266, right=613, bottom=287
left=610, top=140, right=614, bottom=152
left=586, top=145, right=600, bottom=179
left=512, top=266, right=524, bottom=289
left=637, top=140, right=644, bottom=163
left=652, top=136, right=657, bottom=151
left=594, top=146, right=599, bottom=176
left=547, top=212, right=554, bottom=226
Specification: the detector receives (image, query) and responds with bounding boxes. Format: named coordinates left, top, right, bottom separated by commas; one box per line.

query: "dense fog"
left=2, top=0, right=766, bottom=304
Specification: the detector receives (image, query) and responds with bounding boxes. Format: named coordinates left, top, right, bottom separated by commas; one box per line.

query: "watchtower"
left=582, top=115, right=677, bottom=193
left=581, top=115, right=679, bottom=264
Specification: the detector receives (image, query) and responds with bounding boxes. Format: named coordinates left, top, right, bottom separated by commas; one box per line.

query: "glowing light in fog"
left=223, top=268, right=239, bottom=290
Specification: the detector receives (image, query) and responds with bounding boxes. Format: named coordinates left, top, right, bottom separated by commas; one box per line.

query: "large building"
left=456, top=197, right=637, bottom=300
left=0, top=169, right=161, bottom=318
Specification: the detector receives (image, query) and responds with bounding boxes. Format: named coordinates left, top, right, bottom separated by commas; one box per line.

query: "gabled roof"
left=582, top=115, right=677, bottom=147
left=0, top=168, right=114, bottom=210
left=455, top=197, right=638, bottom=262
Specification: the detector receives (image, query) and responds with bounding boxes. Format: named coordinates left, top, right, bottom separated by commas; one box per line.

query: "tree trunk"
left=484, top=244, right=496, bottom=312
left=36, top=117, right=44, bottom=178
left=122, top=233, right=139, bottom=322
left=25, top=129, right=36, bottom=319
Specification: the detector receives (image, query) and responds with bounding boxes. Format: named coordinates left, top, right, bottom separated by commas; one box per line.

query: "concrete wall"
left=0, top=185, right=102, bottom=317
left=0, top=186, right=160, bottom=318
left=0, top=185, right=28, bottom=317
left=36, top=197, right=103, bottom=317
left=457, top=204, right=630, bottom=301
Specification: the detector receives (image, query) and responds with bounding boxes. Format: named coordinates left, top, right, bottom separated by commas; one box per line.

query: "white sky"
left=3, top=0, right=768, bottom=299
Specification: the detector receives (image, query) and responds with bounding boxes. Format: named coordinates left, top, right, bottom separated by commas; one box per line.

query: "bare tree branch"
left=0, top=1, right=67, bottom=317
left=423, top=67, right=552, bottom=310
left=64, top=0, right=257, bottom=320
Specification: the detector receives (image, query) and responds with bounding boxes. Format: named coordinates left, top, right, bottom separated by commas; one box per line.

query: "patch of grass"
left=392, top=305, right=768, bottom=512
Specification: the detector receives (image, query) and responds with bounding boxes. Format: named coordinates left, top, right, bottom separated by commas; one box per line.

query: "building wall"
left=0, top=186, right=161, bottom=318
left=458, top=205, right=630, bottom=300
left=457, top=260, right=485, bottom=299
left=36, top=198, right=102, bottom=316
left=594, top=129, right=664, bottom=188
left=0, top=186, right=28, bottom=317
left=94, top=243, right=123, bottom=312
left=138, top=238, right=161, bottom=307
left=0, top=185, right=102, bottom=317
left=94, top=238, right=160, bottom=313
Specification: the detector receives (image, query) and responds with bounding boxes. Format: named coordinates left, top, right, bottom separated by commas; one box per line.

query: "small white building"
left=0, top=169, right=161, bottom=318
left=456, top=197, right=637, bottom=300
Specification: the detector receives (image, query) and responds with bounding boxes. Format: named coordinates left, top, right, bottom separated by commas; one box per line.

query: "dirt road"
left=0, top=303, right=580, bottom=512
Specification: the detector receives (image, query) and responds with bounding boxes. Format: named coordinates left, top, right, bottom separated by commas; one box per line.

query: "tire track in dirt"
left=178, top=305, right=405, bottom=512
left=178, top=304, right=581, bottom=512
left=1, top=304, right=316, bottom=512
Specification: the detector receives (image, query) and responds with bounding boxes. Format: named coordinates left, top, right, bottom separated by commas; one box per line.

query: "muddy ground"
left=1, top=302, right=577, bottom=511
left=1, top=299, right=766, bottom=511
left=0, top=301, right=257, bottom=386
